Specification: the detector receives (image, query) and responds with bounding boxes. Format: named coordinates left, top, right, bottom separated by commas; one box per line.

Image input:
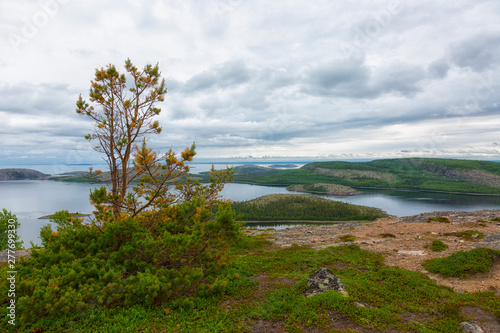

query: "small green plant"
left=444, top=230, right=484, bottom=241
left=426, top=216, right=450, bottom=223
left=424, top=240, right=448, bottom=252
left=379, top=233, right=396, bottom=238
left=338, top=234, right=357, bottom=242
left=476, top=220, right=488, bottom=227
left=490, top=217, right=500, bottom=222
left=422, top=248, right=499, bottom=278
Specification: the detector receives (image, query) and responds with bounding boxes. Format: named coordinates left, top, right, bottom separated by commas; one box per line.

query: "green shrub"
left=338, top=235, right=357, bottom=242
left=422, top=248, right=499, bottom=278
left=379, top=233, right=396, bottom=238
left=0, top=198, right=240, bottom=326
left=0, top=209, right=23, bottom=251
left=424, top=240, right=448, bottom=252
left=426, top=216, right=450, bottom=223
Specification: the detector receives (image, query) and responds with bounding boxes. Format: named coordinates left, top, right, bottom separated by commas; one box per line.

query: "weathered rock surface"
left=287, top=183, right=361, bottom=196
left=399, top=210, right=500, bottom=223
left=472, top=233, right=500, bottom=251
left=303, top=267, right=348, bottom=297
left=0, top=168, right=47, bottom=180
left=459, top=321, right=484, bottom=333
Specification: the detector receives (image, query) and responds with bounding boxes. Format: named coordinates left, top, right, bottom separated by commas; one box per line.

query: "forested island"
left=232, top=193, right=386, bottom=222
left=0, top=168, right=47, bottom=180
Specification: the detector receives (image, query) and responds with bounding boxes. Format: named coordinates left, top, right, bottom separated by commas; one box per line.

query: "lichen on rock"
left=303, top=267, right=348, bottom=297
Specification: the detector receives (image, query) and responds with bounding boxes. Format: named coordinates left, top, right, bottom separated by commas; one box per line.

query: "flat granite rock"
left=303, top=267, right=348, bottom=297
left=468, top=233, right=500, bottom=251
left=399, top=210, right=500, bottom=223
left=459, top=321, right=484, bottom=333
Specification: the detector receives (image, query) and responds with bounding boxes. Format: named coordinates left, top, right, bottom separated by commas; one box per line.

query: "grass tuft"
left=426, top=216, right=450, bottom=223
left=424, top=240, right=449, bottom=252
left=338, top=235, right=357, bottom=242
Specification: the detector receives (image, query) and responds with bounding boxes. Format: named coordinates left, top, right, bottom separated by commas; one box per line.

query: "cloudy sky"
left=1, top=0, right=500, bottom=165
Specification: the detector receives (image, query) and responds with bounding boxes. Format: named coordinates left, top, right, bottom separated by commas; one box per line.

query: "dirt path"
left=245, top=209, right=500, bottom=296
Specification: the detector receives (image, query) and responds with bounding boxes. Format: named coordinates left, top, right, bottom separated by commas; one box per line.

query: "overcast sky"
left=1, top=0, right=500, bottom=165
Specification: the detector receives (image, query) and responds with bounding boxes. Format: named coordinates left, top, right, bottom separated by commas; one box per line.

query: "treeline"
left=231, top=194, right=386, bottom=221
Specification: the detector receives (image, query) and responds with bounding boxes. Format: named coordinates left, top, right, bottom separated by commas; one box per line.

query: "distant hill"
left=49, top=168, right=204, bottom=183
left=228, top=158, right=500, bottom=195
left=0, top=168, right=47, bottom=180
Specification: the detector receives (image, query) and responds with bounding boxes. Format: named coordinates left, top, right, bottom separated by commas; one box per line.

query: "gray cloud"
left=303, top=60, right=427, bottom=99
left=183, top=60, right=251, bottom=93
left=0, top=83, right=80, bottom=118
left=373, top=62, right=426, bottom=97
left=427, top=58, right=450, bottom=79
left=303, top=59, right=372, bottom=98
left=184, top=71, right=218, bottom=92
left=448, top=32, right=500, bottom=72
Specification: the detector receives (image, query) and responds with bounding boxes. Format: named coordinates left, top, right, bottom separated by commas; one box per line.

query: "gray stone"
left=459, top=321, right=484, bottom=333
left=471, top=233, right=500, bottom=251
left=303, top=267, right=348, bottom=297
left=355, top=302, right=366, bottom=308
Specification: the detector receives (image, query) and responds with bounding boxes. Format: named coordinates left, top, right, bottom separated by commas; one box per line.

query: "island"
left=0, top=168, right=48, bottom=180
left=231, top=193, right=386, bottom=222
left=287, top=183, right=360, bottom=196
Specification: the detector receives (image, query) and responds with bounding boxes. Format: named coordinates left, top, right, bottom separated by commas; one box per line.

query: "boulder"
left=459, top=321, right=484, bottom=333
left=303, top=267, right=348, bottom=297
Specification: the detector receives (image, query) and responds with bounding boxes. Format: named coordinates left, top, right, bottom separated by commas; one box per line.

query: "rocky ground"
left=244, top=209, right=500, bottom=296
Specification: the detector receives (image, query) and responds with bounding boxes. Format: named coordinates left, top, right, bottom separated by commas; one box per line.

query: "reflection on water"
left=2, top=180, right=500, bottom=245
left=242, top=221, right=346, bottom=230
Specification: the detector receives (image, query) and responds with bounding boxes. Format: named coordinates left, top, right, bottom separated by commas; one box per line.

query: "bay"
left=2, top=179, right=500, bottom=247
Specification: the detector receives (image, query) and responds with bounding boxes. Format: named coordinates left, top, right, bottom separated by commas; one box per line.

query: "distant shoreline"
left=6, top=157, right=500, bottom=197
left=38, top=213, right=91, bottom=220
